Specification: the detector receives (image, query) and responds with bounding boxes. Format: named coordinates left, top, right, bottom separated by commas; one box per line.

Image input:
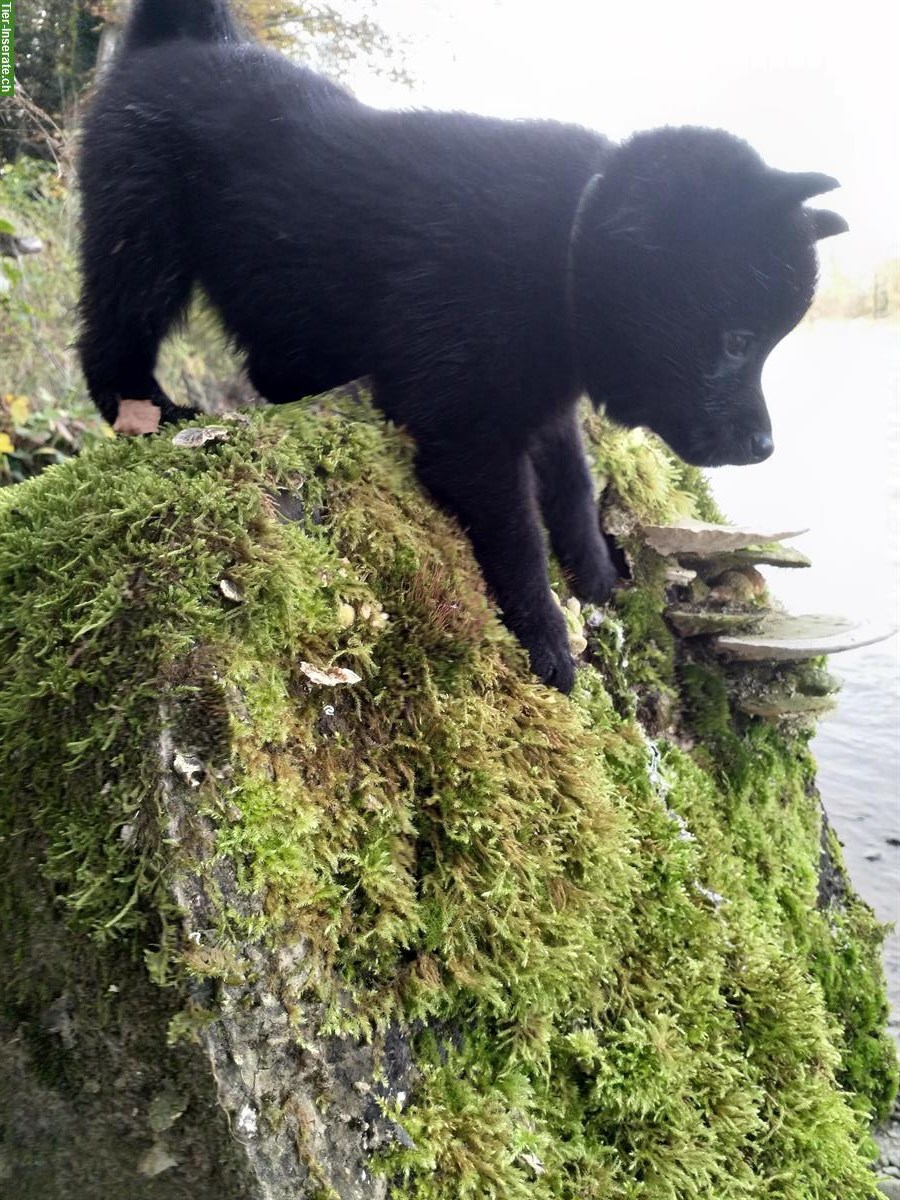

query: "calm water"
left=711, top=319, right=900, bottom=1041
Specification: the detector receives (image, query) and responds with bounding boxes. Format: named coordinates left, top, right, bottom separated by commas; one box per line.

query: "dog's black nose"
left=749, top=432, right=774, bottom=462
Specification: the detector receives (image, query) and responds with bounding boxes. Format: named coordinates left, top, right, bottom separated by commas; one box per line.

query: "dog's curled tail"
left=121, top=0, right=242, bottom=55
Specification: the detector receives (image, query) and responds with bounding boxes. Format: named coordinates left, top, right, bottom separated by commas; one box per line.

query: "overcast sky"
left=346, top=0, right=899, bottom=279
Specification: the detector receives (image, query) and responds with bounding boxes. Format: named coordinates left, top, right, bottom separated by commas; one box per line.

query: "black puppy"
left=78, top=0, right=847, bottom=691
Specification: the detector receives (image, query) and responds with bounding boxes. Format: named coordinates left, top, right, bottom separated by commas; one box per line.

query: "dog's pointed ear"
left=765, top=169, right=841, bottom=206
left=809, top=208, right=850, bottom=240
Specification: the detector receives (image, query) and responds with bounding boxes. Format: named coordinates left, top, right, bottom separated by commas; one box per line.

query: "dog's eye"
left=722, top=330, right=754, bottom=360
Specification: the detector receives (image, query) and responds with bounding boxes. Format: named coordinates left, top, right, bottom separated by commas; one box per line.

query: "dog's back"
left=81, top=10, right=608, bottom=427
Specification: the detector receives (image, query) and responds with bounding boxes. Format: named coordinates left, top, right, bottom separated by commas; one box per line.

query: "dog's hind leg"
left=531, top=411, right=618, bottom=605
left=78, top=179, right=197, bottom=428
left=247, top=358, right=311, bottom=406
left=414, top=437, right=576, bottom=692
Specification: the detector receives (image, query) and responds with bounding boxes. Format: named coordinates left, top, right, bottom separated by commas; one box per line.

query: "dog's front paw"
left=522, top=616, right=576, bottom=693
left=570, top=546, right=620, bottom=607
left=158, top=399, right=201, bottom=426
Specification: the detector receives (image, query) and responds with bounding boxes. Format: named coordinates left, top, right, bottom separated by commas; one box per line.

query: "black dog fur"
left=78, top=0, right=847, bottom=691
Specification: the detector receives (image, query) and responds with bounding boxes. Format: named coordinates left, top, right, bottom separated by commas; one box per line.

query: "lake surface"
left=710, top=318, right=900, bottom=1042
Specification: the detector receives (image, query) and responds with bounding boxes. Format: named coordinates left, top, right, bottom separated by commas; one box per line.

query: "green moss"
left=679, top=661, right=752, bottom=785
left=584, top=412, right=701, bottom=526
left=0, top=393, right=895, bottom=1197
left=813, top=829, right=899, bottom=1118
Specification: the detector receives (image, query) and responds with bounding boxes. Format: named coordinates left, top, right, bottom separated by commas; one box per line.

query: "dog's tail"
left=121, top=0, right=243, bottom=56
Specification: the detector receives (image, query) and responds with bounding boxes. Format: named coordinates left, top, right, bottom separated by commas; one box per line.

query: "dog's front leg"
left=531, top=411, right=619, bottom=605
left=415, top=441, right=575, bottom=692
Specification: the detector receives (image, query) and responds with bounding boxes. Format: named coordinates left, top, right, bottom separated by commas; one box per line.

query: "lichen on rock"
left=0, top=388, right=896, bottom=1198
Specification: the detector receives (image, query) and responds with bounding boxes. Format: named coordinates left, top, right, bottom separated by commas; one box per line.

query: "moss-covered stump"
left=0, top=391, right=896, bottom=1199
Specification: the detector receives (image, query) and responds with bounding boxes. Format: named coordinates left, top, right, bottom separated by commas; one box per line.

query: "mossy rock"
left=0, top=391, right=896, bottom=1199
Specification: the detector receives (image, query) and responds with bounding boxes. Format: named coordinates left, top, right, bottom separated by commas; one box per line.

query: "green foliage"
left=0, top=157, right=249, bottom=472
left=812, top=258, right=900, bottom=320
left=814, top=829, right=899, bottom=1116
left=0, top=390, right=111, bottom=483
left=0, top=160, right=81, bottom=402
left=0, top=0, right=103, bottom=160
left=0, top=160, right=112, bottom=482
left=236, top=0, right=410, bottom=83
left=0, top=392, right=894, bottom=1198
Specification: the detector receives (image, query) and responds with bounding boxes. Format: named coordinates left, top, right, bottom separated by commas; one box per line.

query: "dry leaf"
left=518, top=1152, right=545, bottom=1177
left=171, top=425, right=230, bottom=448
left=300, top=661, right=362, bottom=687
left=114, top=399, right=161, bottom=436
left=7, top=395, right=29, bottom=424
left=173, top=751, right=204, bottom=788
left=219, top=578, right=244, bottom=603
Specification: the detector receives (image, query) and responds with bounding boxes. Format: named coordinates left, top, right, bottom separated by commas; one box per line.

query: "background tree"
left=811, top=258, right=900, bottom=320
left=1, top=0, right=406, bottom=162
left=0, top=1, right=108, bottom=160
left=237, top=0, right=405, bottom=80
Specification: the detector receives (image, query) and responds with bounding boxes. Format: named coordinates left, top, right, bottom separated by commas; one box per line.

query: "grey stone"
left=147, top=1089, right=187, bottom=1134
left=817, top=817, right=847, bottom=911
left=14, top=235, right=44, bottom=255
left=137, top=1144, right=179, bottom=1177
left=0, top=231, right=44, bottom=257
left=268, top=488, right=306, bottom=525
left=0, top=712, right=417, bottom=1200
